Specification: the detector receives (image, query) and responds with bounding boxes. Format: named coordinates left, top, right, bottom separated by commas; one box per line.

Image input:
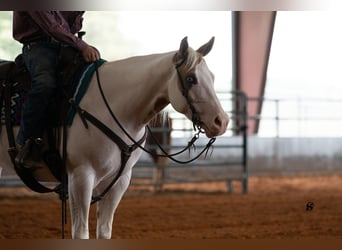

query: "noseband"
left=175, top=59, right=203, bottom=132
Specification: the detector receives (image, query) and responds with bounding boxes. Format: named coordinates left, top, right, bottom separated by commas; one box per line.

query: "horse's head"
left=168, top=37, right=229, bottom=138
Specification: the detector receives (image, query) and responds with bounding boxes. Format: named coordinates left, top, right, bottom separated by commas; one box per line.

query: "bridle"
left=175, top=58, right=203, bottom=132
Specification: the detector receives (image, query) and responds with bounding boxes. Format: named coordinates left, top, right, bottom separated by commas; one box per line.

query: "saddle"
left=0, top=46, right=91, bottom=186
left=0, top=57, right=30, bottom=91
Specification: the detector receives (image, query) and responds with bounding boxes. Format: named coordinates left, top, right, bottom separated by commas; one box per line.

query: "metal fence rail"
left=248, top=96, right=342, bottom=137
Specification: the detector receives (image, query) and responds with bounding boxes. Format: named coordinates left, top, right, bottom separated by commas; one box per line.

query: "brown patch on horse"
left=146, top=112, right=172, bottom=164
left=143, top=97, right=169, bottom=124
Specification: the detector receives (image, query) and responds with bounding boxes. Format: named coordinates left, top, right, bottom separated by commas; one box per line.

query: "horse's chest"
left=94, top=147, right=142, bottom=183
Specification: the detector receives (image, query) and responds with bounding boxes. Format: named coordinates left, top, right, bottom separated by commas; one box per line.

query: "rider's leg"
left=16, top=42, right=60, bottom=162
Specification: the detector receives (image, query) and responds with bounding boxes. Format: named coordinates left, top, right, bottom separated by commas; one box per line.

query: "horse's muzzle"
left=203, top=112, right=229, bottom=138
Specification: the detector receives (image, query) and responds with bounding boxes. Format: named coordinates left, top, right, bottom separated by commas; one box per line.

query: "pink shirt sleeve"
left=26, top=11, right=88, bottom=51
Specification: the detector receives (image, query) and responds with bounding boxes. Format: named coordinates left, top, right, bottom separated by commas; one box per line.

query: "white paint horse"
left=0, top=37, right=229, bottom=238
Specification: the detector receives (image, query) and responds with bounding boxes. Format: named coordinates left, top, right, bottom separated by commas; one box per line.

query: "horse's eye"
left=186, top=75, right=197, bottom=84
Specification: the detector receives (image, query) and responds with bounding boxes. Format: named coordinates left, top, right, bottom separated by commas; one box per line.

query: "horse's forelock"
left=184, top=48, right=203, bottom=70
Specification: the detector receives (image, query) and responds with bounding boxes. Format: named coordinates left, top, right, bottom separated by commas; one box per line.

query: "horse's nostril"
left=214, top=116, right=222, bottom=127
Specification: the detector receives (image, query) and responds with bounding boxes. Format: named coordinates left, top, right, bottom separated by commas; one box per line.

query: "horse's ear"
left=174, top=36, right=189, bottom=65
left=179, top=36, right=189, bottom=57
left=197, top=37, right=215, bottom=57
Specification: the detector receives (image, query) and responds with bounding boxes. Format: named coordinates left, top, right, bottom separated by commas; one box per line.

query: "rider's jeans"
left=17, top=42, right=61, bottom=146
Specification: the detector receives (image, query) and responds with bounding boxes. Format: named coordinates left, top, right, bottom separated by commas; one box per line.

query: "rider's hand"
left=82, top=46, right=100, bottom=62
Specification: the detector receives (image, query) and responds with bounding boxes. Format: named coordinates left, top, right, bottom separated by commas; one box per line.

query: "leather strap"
left=69, top=99, right=147, bottom=203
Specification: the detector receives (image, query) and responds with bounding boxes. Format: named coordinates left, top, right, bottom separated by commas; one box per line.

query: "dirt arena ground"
left=0, top=174, right=342, bottom=239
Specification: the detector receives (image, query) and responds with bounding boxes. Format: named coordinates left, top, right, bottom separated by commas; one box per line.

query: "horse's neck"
left=84, top=52, right=176, bottom=133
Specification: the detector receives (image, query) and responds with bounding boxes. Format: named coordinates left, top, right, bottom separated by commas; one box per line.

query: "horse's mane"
left=149, top=111, right=171, bottom=128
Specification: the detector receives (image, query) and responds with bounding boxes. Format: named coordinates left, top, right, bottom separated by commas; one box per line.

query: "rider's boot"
left=15, top=138, right=42, bottom=169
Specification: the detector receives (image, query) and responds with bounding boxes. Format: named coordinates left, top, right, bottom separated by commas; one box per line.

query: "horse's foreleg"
left=96, top=169, right=132, bottom=239
left=68, top=166, right=95, bottom=239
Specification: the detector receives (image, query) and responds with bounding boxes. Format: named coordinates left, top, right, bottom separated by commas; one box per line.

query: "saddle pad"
left=0, top=60, right=25, bottom=125
left=66, top=59, right=106, bottom=125
left=0, top=85, right=25, bottom=126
